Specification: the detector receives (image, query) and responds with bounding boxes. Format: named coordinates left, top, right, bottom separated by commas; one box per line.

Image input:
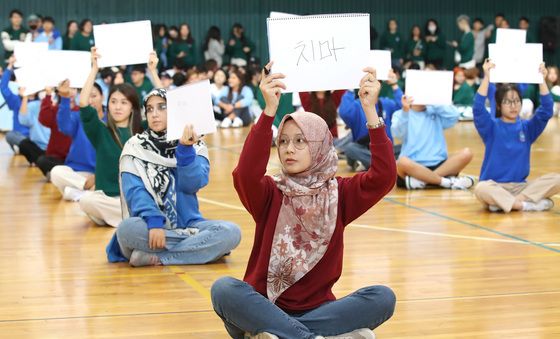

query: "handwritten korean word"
left=294, top=37, right=346, bottom=66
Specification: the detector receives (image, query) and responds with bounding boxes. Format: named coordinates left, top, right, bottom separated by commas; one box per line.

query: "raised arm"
left=18, top=88, right=32, bottom=127
left=176, top=125, right=210, bottom=194
left=527, top=63, right=554, bottom=142
left=147, top=51, right=163, bottom=89
left=38, top=89, right=56, bottom=128
left=79, top=47, right=99, bottom=108
left=56, top=80, right=79, bottom=137
left=232, top=61, right=285, bottom=222
left=1, top=56, right=21, bottom=112
left=473, top=59, right=495, bottom=139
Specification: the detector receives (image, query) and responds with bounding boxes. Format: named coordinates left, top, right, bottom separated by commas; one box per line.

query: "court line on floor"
left=198, top=197, right=560, bottom=247
left=383, top=197, right=560, bottom=253
left=168, top=266, right=212, bottom=300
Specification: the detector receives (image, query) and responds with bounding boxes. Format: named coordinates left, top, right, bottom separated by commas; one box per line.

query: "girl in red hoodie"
left=211, top=63, right=397, bottom=339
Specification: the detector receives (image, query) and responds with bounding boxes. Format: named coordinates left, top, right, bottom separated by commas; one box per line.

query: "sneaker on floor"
left=244, top=332, right=279, bottom=339
left=450, top=175, right=475, bottom=190
left=220, top=118, right=232, bottom=128
left=522, top=198, right=554, bottom=212
left=488, top=205, right=502, bottom=212
left=13, top=145, right=20, bottom=154
left=352, top=160, right=366, bottom=172
left=63, top=186, right=86, bottom=202
left=129, top=250, right=162, bottom=267
left=232, top=117, right=244, bottom=128
left=325, top=328, right=376, bottom=339
left=405, top=176, right=426, bottom=189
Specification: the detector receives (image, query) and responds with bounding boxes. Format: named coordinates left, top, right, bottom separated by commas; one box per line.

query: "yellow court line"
left=168, top=266, right=212, bottom=300
left=198, top=196, right=559, bottom=246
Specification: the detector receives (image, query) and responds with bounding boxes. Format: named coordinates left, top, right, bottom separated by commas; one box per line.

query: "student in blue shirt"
left=108, top=88, right=241, bottom=266
left=473, top=59, right=560, bottom=212
left=391, top=96, right=474, bottom=190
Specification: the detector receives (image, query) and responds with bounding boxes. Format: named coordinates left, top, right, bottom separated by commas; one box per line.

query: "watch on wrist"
left=366, top=117, right=385, bottom=129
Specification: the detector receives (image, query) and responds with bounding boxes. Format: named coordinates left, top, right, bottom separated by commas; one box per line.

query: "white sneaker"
left=232, top=117, right=244, bottom=128
left=220, top=118, right=232, bottom=128
left=13, top=145, right=20, bottom=154
left=522, top=199, right=554, bottom=212
left=325, top=328, right=376, bottom=339
left=129, top=250, right=162, bottom=267
left=488, top=205, right=501, bottom=212
left=63, top=186, right=86, bottom=202
left=244, top=332, right=279, bottom=339
left=405, top=176, right=426, bottom=189
left=352, top=160, right=366, bottom=172
left=450, top=176, right=475, bottom=190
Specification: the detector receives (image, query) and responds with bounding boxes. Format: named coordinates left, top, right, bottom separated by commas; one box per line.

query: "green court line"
left=383, top=197, right=560, bottom=254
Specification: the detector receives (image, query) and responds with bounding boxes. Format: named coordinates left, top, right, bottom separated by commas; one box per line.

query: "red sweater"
left=233, top=114, right=396, bottom=313
left=299, top=90, right=345, bottom=138
left=39, top=95, right=72, bottom=161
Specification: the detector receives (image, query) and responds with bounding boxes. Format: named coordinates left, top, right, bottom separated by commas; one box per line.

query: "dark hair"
left=203, top=26, right=221, bottom=51
left=169, top=25, right=178, bottom=33
left=425, top=18, right=440, bottom=35
left=204, top=59, right=218, bottom=72
left=178, top=23, right=194, bottom=43
left=172, top=72, right=186, bottom=87
left=9, top=9, right=23, bottom=18
left=495, top=84, right=521, bottom=118
left=519, top=16, right=530, bottom=24
left=92, top=82, right=103, bottom=97
left=231, top=23, right=247, bottom=44
left=495, top=13, right=505, bottom=19
left=100, top=68, right=115, bottom=81
left=387, top=18, right=398, bottom=29
left=65, top=20, right=78, bottom=37
left=79, top=19, right=92, bottom=32
left=43, top=16, right=54, bottom=25
left=409, top=63, right=421, bottom=70
left=107, top=83, right=143, bottom=147
left=131, top=65, right=146, bottom=74
left=310, top=91, right=338, bottom=128
left=227, top=70, right=246, bottom=101
left=153, top=23, right=167, bottom=39
left=410, top=25, right=423, bottom=39
left=473, top=18, right=484, bottom=25
left=212, top=69, right=228, bottom=83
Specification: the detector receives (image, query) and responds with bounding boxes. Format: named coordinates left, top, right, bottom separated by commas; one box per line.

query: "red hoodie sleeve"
left=38, top=95, right=55, bottom=129
left=232, top=113, right=276, bottom=223
left=338, top=127, right=396, bottom=225
left=299, top=92, right=311, bottom=111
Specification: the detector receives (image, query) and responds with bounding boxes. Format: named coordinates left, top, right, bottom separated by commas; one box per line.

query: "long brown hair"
left=310, top=91, right=338, bottom=127
left=227, top=70, right=246, bottom=102
left=107, top=83, right=143, bottom=148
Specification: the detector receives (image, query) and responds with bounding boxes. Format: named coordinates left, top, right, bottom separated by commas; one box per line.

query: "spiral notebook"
left=267, top=13, right=370, bottom=93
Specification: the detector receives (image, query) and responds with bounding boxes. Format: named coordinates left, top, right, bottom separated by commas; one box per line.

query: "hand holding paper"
left=260, top=61, right=287, bottom=117
left=179, top=124, right=199, bottom=146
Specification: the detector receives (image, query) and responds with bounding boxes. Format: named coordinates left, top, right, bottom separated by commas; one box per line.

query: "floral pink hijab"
left=267, top=112, right=339, bottom=303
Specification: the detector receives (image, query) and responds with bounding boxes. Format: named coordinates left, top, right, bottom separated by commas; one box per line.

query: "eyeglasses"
left=146, top=103, right=167, bottom=115
left=277, top=134, right=311, bottom=150
left=502, top=99, right=521, bottom=107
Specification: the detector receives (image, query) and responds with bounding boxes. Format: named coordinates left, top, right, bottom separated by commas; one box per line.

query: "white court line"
left=198, top=196, right=560, bottom=247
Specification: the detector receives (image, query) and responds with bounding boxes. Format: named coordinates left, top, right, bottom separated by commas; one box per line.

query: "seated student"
left=1, top=56, right=30, bottom=152
left=35, top=87, right=72, bottom=178
left=338, top=72, right=403, bottom=171
left=453, top=67, right=476, bottom=121
left=77, top=47, right=144, bottom=227
left=211, top=65, right=396, bottom=339
left=216, top=69, right=254, bottom=128
left=473, top=59, right=560, bottom=212
left=15, top=88, right=50, bottom=166
left=0, top=66, right=19, bottom=131
left=107, top=88, right=241, bottom=266
left=545, top=65, right=560, bottom=116
left=392, top=95, right=474, bottom=190
left=298, top=90, right=345, bottom=138
left=50, top=79, right=105, bottom=201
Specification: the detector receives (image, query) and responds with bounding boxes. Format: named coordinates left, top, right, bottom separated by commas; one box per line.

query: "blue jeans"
left=333, top=133, right=353, bottom=152
left=116, top=217, right=241, bottom=265
left=345, top=142, right=371, bottom=169
left=211, top=277, right=396, bottom=339
left=5, top=130, right=26, bottom=151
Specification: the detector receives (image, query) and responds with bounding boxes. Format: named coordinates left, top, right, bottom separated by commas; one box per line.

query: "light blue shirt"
left=19, top=100, right=51, bottom=150
left=34, top=32, right=62, bottom=50
left=392, top=105, right=458, bottom=166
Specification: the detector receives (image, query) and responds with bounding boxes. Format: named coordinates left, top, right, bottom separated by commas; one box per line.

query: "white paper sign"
left=166, top=79, right=217, bottom=141
left=14, top=42, right=48, bottom=68
left=41, top=51, right=91, bottom=88
left=93, top=20, right=153, bottom=68
left=496, top=28, right=527, bottom=45
left=368, top=50, right=391, bottom=80
left=405, top=70, right=453, bottom=105
left=489, top=43, right=543, bottom=84
left=14, top=67, right=45, bottom=96
left=269, top=11, right=300, bottom=19
left=267, top=13, right=370, bottom=92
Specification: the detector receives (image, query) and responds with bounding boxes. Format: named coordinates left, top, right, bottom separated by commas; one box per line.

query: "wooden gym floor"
left=0, top=118, right=559, bottom=338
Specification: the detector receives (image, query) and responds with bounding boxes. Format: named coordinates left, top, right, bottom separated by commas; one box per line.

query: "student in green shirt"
left=453, top=68, right=475, bottom=106
left=451, top=15, right=475, bottom=69
left=62, top=20, right=78, bottom=50
left=405, top=25, right=425, bottom=68
left=380, top=19, right=404, bottom=66
left=70, top=19, right=94, bottom=51
left=225, top=23, right=255, bottom=67
left=1, top=9, right=28, bottom=61
left=77, top=47, right=147, bottom=227
left=424, top=18, right=446, bottom=69
left=167, top=23, right=196, bottom=69
left=129, top=65, right=154, bottom=104
left=518, top=17, right=537, bottom=43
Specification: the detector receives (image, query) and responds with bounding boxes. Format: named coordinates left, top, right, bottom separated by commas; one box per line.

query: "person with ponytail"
left=77, top=47, right=145, bottom=227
